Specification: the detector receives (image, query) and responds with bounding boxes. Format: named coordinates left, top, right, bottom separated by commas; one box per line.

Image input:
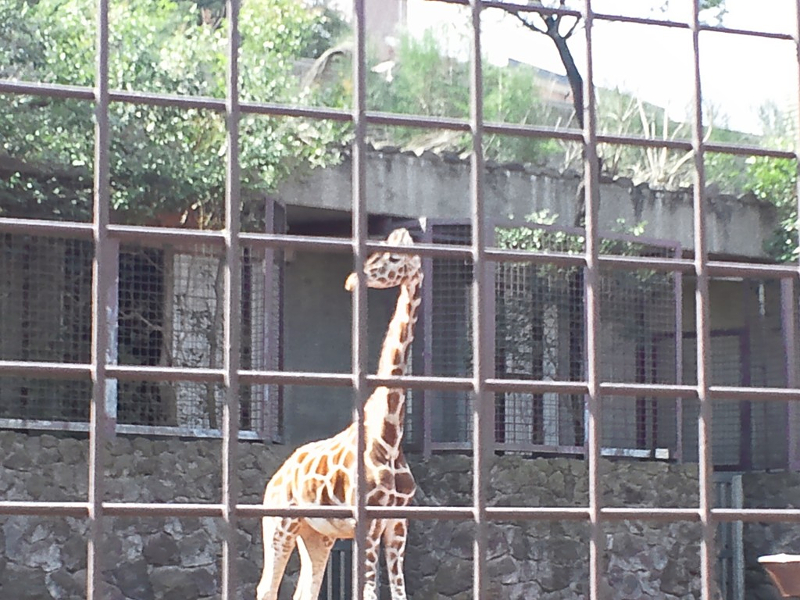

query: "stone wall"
left=0, top=430, right=749, bottom=600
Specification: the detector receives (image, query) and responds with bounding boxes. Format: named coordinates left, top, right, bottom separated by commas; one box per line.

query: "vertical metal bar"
left=690, top=2, right=716, bottom=598
left=782, top=278, right=800, bottom=470
left=581, top=1, right=604, bottom=598
left=791, top=0, right=800, bottom=474
left=221, top=0, right=241, bottom=595
left=468, top=1, right=489, bottom=598
left=87, top=0, right=110, bottom=596
left=351, top=0, right=369, bottom=597
left=731, top=474, right=745, bottom=600
left=674, top=245, right=684, bottom=463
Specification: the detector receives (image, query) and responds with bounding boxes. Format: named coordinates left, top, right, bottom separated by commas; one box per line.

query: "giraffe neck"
left=365, top=272, right=422, bottom=451
left=376, top=273, right=422, bottom=379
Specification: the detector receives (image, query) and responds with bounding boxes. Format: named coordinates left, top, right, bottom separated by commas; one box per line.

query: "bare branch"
left=563, top=16, right=581, bottom=39
left=509, top=8, right=547, bottom=35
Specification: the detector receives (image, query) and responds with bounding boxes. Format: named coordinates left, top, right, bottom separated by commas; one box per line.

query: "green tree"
left=739, top=105, right=798, bottom=262
left=0, top=0, right=346, bottom=226
left=359, top=31, right=560, bottom=163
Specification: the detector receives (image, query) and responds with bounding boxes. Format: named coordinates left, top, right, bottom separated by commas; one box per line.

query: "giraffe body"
left=257, top=229, right=422, bottom=600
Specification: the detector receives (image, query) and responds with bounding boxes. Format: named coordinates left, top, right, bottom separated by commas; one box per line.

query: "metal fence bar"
left=581, top=1, right=604, bottom=597
left=13, top=498, right=800, bottom=524
left=11, top=354, right=800, bottom=401
left=468, top=2, right=489, bottom=598
left=87, top=0, right=110, bottom=596
left=6, top=75, right=800, bottom=159
left=220, top=0, right=242, bottom=595
left=8, top=214, right=800, bottom=277
left=2, top=2, right=800, bottom=598
left=792, top=0, right=800, bottom=476
left=350, top=0, right=369, bottom=597
left=690, top=2, right=717, bottom=597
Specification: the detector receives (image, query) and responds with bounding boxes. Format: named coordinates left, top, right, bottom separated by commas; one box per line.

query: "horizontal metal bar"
left=445, top=0, right=795, bottom=42
left=709, top=386, right=800, bottom=402
left=437, top=0, right=581, bottom=18
left=712, top=509, right=800, bottom=523
left=241, top=370, right=354, bottom=388
left=707, top=260, right=800, bottom=279
left=4, top=220, right=797, bottom=282
left=107, top=365, right=225, bottom=383
left=0, top=501, right=90, bottom=517
left=483, top=121, right=583, bottom=142
left=105, top=503, right=224, bottom=518
left=598, top=133, right=692, bottom=152
left=368, top=374, right=473, bottom=391
left=599, top=255, right=694, bottom=273
left=0, top=79, right=96, bottom=100
left=699, top=23, right=795, bottom=41
left=0, top=218, right=94, bottom=238
left=486, top=248, right=586, bottom=268
left=0, top=360, right=92, bottom=379
left=600, top=507, right=702, bottom=522
left=236, top=505, right=359, bottom=519
left=704, top=140, right=797, bottom=160
left=0, top=418, right=262, bottom=439
left=4, top=361, right=798, bottom=402
left=591, top=11, right=690, bottom=29
left=2, top=78, right=797, bottom=160
left=3, top=501, right=800, bottom=526
left=601, top=382, right=700, bottom=399
left=485, top=378, right=588, bottom=395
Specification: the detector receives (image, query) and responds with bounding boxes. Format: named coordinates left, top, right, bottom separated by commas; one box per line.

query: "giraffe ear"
left=344, top=272, right=358, bottom=291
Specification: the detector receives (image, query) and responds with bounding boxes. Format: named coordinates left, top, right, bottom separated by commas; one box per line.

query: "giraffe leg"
left=257, top=516, right=300, bottom=600
left=363, top=519, right=386, bottom=600
left=292, top=524, right=334, bottom=600
left=382, top=519, right=409, bottom=600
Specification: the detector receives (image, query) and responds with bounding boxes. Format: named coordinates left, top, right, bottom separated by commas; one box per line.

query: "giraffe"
left=257, top=228, right=422, bottom=600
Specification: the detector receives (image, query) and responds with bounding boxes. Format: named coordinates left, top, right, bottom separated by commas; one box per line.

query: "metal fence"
left=2, top=1, right=800, bottom=600
left=0, top=221, right=284, bottom=440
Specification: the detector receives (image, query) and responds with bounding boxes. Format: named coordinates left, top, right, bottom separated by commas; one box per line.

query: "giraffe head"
left=344, top=228, right=421, bottom=291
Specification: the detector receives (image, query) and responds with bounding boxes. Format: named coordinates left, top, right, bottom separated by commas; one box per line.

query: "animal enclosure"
left=1, top=0, right=800, bottom=599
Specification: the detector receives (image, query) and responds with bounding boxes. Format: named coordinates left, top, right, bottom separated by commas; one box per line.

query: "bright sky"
left=405, top=0, right=799, bottom=135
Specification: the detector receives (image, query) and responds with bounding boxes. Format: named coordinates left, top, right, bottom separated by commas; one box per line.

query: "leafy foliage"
left=0, top=0, right=347, bottom=225
left=746, top=155, right=797, bottom=262
left=354, top=31, right=561, bottom=164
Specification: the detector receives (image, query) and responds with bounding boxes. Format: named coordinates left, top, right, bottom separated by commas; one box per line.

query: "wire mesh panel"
left=0, top=234, right=93, bottom=421
left=424, top=220, right=681, bottom=456
left=0, top=226, right=283, bottom=437
left=493, top=223, right=586, bottom=452
left=427, top=223, right=474, bottom=446
left=599, top=242, right=680, bottom=456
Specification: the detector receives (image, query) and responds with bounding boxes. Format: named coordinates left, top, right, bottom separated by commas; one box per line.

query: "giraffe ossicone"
left=257, top=228, right=422, bottom=600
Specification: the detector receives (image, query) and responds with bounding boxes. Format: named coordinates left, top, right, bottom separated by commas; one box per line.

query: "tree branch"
left=508, top=8, right=547, bottom=36
left=563, top=16, right=581, bottom=39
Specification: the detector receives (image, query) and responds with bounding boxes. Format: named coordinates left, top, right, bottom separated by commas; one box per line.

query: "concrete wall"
left=279, top=148, right=777, bottom=260
left=282, top=251, right=396, bottom=445
left=0, top=430, right=723, bottom=600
